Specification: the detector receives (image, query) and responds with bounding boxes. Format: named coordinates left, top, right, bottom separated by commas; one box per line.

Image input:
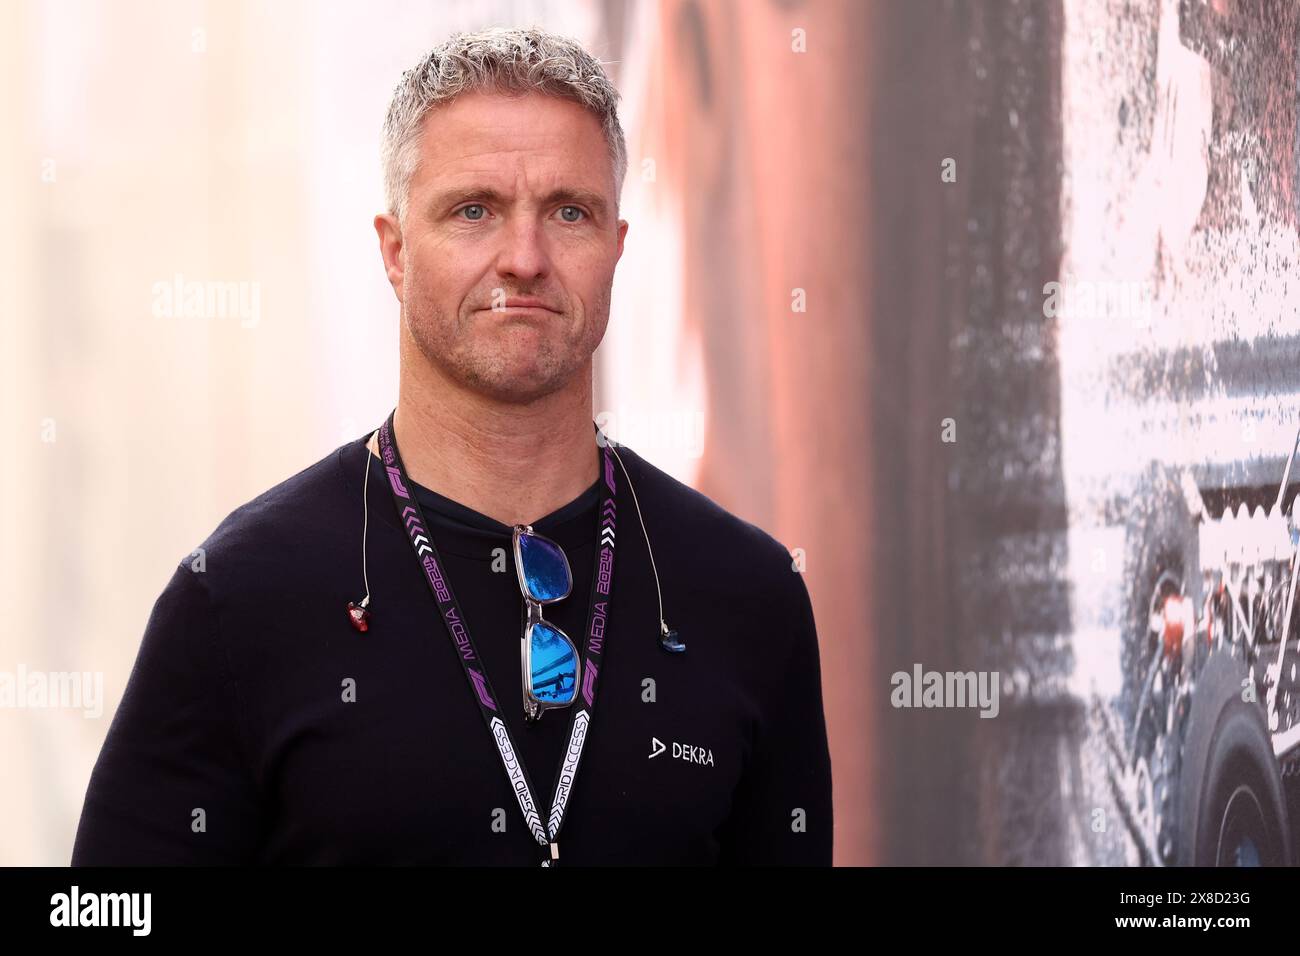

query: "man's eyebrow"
left=429, top=186, right=609, bottom=216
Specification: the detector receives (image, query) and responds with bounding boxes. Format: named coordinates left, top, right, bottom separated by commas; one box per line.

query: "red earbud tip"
left=347, top=602, right=371, bottom=633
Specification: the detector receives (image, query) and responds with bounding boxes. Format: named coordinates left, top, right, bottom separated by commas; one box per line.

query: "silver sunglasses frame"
left=513, top=524, right=581, bottom=722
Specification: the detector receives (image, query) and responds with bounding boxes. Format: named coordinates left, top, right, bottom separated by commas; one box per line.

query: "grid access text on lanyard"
left=375, top=410, right=617, bottom=867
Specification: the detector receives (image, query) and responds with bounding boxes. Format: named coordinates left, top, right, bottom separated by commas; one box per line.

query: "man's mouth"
left=479, top=297, right=559, bottom=314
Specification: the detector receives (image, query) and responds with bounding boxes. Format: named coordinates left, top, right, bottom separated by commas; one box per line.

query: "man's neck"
left=385, top=370, right=600, bottom=529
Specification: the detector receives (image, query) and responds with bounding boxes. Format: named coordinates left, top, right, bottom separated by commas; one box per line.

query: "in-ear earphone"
left=348, top=427, right=683, bottom=653
left=605, top=440, right=685, bottom=653
left=345, top=431, right=376, bottom=633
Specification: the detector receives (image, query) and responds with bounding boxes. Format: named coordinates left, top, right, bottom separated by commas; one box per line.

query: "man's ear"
left=374, top=213, right=405, bottom=303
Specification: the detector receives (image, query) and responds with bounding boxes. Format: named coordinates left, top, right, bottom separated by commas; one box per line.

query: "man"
left=72, top=26, right=832, bottom=866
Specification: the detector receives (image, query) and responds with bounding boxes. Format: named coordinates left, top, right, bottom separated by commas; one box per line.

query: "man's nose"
left=493, top=214, right=551, bottom=281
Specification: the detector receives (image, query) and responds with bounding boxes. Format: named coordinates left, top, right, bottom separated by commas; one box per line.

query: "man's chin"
left=461, top=365, right=570, bottom=404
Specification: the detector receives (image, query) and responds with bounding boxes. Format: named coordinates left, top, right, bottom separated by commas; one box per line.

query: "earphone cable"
left=360, top=430, right=375, bottom=609
left=607, top=440, right=667, bottom=637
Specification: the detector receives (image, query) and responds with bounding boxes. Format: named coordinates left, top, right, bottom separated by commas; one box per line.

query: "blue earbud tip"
left=660, top=628, right=686, bottom=653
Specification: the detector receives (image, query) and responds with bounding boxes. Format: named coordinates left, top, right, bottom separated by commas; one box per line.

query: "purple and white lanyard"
left=375, top=410, right=618, bottom=867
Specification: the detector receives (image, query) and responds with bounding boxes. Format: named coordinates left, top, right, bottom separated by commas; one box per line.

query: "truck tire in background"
left=1175, top=650, right=1290, bottom=866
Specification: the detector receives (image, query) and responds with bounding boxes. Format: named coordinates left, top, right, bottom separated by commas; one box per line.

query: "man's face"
left=376, top=90, right=628, bottom=404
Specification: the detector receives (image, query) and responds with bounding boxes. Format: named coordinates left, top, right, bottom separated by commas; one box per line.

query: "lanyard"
left=375, top=410, right=618, bottom=867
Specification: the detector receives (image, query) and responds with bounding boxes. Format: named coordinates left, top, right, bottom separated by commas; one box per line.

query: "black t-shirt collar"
left=338, top=433, right=599, bottom=560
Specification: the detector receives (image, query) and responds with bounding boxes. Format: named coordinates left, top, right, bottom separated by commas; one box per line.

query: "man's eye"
left=558, top=206, right=585, bottom=223
left=459, top=204, right=487, bottom=221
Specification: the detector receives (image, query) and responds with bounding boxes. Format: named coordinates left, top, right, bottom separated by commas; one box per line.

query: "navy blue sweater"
left=71, top=430, right=833, bottom=865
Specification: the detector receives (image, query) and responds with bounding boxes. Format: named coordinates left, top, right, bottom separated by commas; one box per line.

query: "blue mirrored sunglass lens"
left=528, top=622, right=578, bottom=705
left=518, top=532, right=572, bottom=602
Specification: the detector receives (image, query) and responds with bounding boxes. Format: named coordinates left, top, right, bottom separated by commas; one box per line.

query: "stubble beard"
left=403, top=282, right=610, bottom=405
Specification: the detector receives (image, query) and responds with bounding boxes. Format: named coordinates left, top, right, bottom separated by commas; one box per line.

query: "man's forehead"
left=412, top=96, right=613, bottom=201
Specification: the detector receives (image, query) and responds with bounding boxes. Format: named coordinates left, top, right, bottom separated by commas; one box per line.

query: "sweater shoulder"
left=185, top=440, right=354, bottom=578
left=611, top=443, right=801, bottom=597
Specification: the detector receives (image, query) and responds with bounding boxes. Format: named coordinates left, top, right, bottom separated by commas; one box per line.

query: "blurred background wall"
left=0, top=0, right=875, bottom=866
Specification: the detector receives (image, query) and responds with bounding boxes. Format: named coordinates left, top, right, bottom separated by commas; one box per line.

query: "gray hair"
left=380, top=26, right=628, bottom=225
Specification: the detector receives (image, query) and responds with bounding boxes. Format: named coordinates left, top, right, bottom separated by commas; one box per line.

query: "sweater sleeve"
left=718, top=569, right=834, bottom=865
left=71, top=562, right=264, bottom=864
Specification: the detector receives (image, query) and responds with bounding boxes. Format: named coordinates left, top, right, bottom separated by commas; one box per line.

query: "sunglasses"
left=513, top=524, right=581, bottom=722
